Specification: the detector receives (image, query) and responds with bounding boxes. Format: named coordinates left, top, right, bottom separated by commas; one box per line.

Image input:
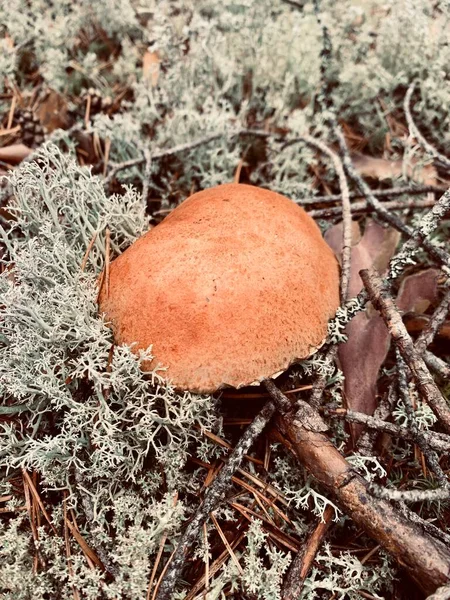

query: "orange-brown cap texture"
left=98, top=183, right=340, bottom=393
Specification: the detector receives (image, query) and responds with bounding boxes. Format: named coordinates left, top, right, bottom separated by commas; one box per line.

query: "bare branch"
left=404, top=82, right=450, bottom=171
left=370, top=486, right=450, bottom=503
left=265, top=382, right=450, bottom=596
left=155, top=400, right=276, bottom=600
left=360, top=267, right=450, bottom=432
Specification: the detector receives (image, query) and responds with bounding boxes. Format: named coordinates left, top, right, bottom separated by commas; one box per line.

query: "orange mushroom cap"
left=98, top=183, right=340, bottom=393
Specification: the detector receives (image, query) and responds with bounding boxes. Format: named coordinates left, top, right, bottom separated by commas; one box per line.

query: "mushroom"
left=98, top=183, right=340, bottom=393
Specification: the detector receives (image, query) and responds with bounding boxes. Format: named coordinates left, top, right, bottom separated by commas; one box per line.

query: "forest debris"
left=325, top=221, right=398, bottom=430
left=143, top=50, right=160, bottom=87
left=353, top=153, right=438, bottom=185
left=281, top=505, right=334, bottom=600
left=0, top=143, right=32, bottom=164
left=36, top=89, right=70, bottom=133
left=361, top=267, right=450, bottom=433
left=263, top=381, right=450, bottom=597
left=326, top=221, right=441, bottom=437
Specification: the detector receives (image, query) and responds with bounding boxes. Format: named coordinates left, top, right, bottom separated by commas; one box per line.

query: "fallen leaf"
left=325, top=219, right=400, bottom=297
left=0, top=143, right=32, bottom=164
left=397, top=269, right=440, bottom=315
left=142, top=50, right=160, bottom=87
left=325, top=222, right=440, bottom=443
left=36, top=89, right=70, bottom=133
left=353, top=153, right=437, bottom=185
left=404, top=314, right=450, bottom=343
left=326, top=220, right=400, bottom=440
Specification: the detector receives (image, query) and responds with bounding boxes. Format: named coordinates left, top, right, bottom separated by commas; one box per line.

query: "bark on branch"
left=264, top=382, right=450, bottom=596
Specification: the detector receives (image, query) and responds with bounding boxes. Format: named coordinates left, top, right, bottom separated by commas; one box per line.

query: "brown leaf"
left=404, top=314, right=450, bottom=343
left=325, top=219, right=400, bottom=297
left=326, top=220, right=400, bottom=437
left=327, top=218, right=441, bottom=442
left=0, top=143, right=32, bottom=164
left=36, top=89, right=70, bottom=133
left=353, top=153, right=437, bottom=185
left=142, top=50, right=160, bottom=87
left=397, top=269, right=440, bottom=314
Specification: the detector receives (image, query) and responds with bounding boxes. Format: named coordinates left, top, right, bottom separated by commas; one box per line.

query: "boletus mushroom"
left=98, top=183, right=340, bottom=393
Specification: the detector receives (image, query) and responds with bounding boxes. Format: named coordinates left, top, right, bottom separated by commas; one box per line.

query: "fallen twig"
left=327, top=407, right=450, bottom=453
left=360, top=267, right=450, bottom=432
left=370, top=486, right=450, bottom=503
left=155, top=400, right=276, bottom=600
left=404, top=82, right=450, bottom=172
left=334, top=125, right=450, bottom=272
left=415, top=286, right=450, bottom=355
left=264, top=381, right=450, bottom=595
left=299, top=184, right=447, bottom=206
left=309, top=197, right=435, bottom=219
left=104, top=132, right=224, bottom=186
left=396, top=351, right=447, bottom=486
left=281, top=505, right=334, bottom=600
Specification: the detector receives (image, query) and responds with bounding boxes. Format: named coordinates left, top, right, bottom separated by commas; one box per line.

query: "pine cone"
left=14, top=109, right=46, bottom=149
left=80, top=88, right=113, bottom=116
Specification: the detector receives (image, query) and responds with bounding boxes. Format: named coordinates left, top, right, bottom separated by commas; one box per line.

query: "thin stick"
left=105, top=133, right=223, bottom=186
left=148, top=536, right=169, bottom=600
left=84, top=93, right=92, bottom=129
left=334, top=125, right=450, bottom=273
left=281, top=505, right=334, bottom=600
left=6, top=95, right=16, bottom=130
left=103, top=138, right=111, bottom=178
left=327, top=407, right=450, bottom=453
left=415, top=286, right=450, bottom=355
left=396, top=351, right=447, bottom=486
left=80, top=229, right=98, bottom=272
left=210, top=512, right=243, bottom=574
left=404, top=82, right=450, bottom=171
left=424, top=351, right=450, bottom=379
left=298, top=184, right=447, bottom=206
left=64, top=493, right=81, bottom=600
left=360, top=267, right=450, bottom=432
left=147, top=492, right=178, bottom=600
left=309, top=197, right=435, bottom=219
left=23, top=472, right=45, bottom=572
left=21, top=468, right=58, bottom=534
left=297, top=135, right=352, bottom=302
left=202, top=523, right=209, bottom=599
left=155, top=400, right=276, bottom=600
left=141, top=148, right=152, bottom=205
left=104, top=227, right=111, bottom=298
left=184, top=532, right=247, bottom=600
left=265, top=382, right=450, bottom=596
left=370, top=487, right=450, bottom=503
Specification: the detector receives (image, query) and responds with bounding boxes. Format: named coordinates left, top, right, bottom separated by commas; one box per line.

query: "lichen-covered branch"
left=155, top=400, right=276, bottom=600
left=360, top=267, right=450, bottom=432
left=265, top=383, right=450, bottom=595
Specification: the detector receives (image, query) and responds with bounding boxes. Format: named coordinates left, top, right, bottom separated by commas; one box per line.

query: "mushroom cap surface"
left=98, top=183, right=340, bottom=393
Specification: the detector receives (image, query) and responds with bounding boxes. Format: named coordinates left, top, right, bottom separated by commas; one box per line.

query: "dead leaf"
left=325, top=222, right=439, bottom=442
left=325, top=221, right=439, bottom=439
left=326, top=220, right=400, bottom=439
left=325, top=219, right=400, bottom=297
left=397, top=269, right=440, bottom=314
left=142, top=50, right=160, bottom=87
left=0, top=143, right=32, bottom=164
left=404, top=314, right=450, bottom=343
left=36, top=89, right=70, bottom=133
left=353, top=153, right=437, bottom=185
